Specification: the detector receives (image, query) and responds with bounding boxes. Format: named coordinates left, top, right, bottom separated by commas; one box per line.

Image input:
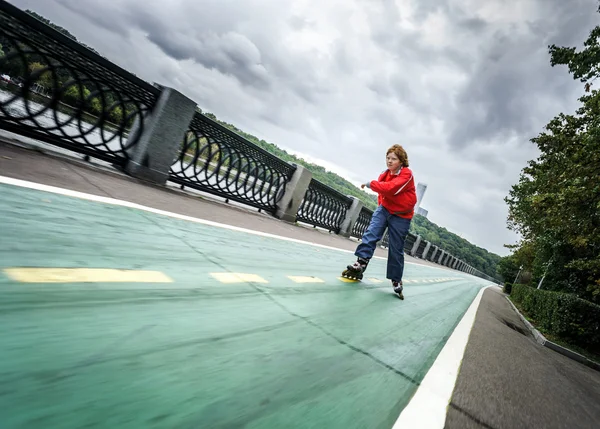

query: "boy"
left=342, top=144, right=417, bottom=299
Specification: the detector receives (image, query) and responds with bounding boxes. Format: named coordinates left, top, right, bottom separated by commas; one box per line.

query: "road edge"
left=392, top=284, right=491, bottom=429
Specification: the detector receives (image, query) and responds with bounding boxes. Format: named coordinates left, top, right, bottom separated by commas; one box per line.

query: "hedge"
left=511, top=284, right=600, bottom=354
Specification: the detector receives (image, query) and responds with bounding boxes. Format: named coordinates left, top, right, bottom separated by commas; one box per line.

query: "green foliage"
left=28, top=62, right=53, bottom=88
left=511, top=284, right=600, bottom=354
left=506, top=14, right=600, bottom=303
left=498, top=256, right=520, bottom=285
left=409, top=214, right=501, bottom=278
left=503, top=282, right=513, bottom=294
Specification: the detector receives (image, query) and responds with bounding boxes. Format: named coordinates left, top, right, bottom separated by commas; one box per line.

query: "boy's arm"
left=361, top=170, right=387, bottom=190
left=369, top=169, right=413, bottom=196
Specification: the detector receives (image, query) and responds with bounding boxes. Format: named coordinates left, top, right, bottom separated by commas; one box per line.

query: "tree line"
left=498, top=5, right=600, bottom=305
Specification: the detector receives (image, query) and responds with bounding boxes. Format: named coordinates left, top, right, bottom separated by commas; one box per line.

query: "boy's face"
left=386, top=152, right=401, bottom=172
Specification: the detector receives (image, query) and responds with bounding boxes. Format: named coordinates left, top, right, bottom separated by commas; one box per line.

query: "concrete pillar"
left=125, top=86, right=197, bottom=184
left=422, top=241, right=432, bottom=260
left=339, top=196, right=363, bottom=238
left=429, top=246, right=438, bottom=262
left=410, top=235, right=422, bottom=257
left=275, top=164, right=313, bottom=222
left=437, top=250, right=445, bottom=265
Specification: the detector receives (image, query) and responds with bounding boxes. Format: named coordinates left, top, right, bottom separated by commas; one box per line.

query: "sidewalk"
left=446, top=287, right=600, bottom=429
left=2, top=140, right=600, bottom=428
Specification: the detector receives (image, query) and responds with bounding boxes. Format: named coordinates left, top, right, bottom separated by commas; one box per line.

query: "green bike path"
left=0, top=182, right=490, bottom=429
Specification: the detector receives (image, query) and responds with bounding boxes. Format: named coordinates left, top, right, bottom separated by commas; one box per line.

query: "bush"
left=511, top=284, right=600, bottom=354
left=503, top=282, right=513, bottom=294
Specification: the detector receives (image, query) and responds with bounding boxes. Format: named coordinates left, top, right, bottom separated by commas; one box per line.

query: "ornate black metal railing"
left=0, top=1, right=159, bottom=165
left=169, top=112, right=296, bottom=213
left=351, top=206, right=373, bottom=239
left=296, top=179, right=352, bottom=233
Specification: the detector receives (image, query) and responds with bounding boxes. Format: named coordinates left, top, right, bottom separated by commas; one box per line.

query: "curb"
left=505, top=296, right=600, bottom=373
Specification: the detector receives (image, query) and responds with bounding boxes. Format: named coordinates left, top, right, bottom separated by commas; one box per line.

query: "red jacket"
left=369, top=167, right=417, bottom=219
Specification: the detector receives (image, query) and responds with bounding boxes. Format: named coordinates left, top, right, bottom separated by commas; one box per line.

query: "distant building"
left=417, top=207, right=428, bottom=218
left=415, top=182, right=428, bottom=212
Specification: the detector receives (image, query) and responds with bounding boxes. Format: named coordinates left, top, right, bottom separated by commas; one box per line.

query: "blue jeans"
left=355, top=205, right=412, bottom=281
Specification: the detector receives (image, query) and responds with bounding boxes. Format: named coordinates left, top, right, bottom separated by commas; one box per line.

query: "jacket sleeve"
left=370, top=168, right=413, bottom=196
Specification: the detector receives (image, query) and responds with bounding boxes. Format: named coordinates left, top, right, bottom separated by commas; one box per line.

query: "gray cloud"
left=9, top=0, right=600, bottom=256
left=447, top=0, right=598, bottom=150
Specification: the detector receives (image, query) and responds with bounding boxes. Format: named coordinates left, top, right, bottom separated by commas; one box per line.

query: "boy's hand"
left=361, top=183, right=371, bottom=189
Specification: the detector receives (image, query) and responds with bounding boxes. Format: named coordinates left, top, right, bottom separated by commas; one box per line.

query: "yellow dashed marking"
left=338, top=277, right=359, bottom=283
left=4, top=268, right=173, bottom=283
left=367, top=278, right=383, bottom=283
left=288, top=276, right=324, bottom=283
left=210, top=272, right=268, bottom=284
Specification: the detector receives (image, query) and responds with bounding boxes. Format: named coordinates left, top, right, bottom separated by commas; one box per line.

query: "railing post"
left=339, top=196, right=363, bottom=238
left=410, top=235, right=422, bottom=256
left=437, top=250, right=445, bottom=265
left=421, top=241, right=432, bottom=260
left=275, top=164, right=312, bottom=222
left=125, top=85, right=196, bottom=185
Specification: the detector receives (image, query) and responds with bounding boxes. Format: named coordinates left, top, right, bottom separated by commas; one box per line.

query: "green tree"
left=28, top=62, right=54, bottom=88
left=506, top=10, right=600, bottom=301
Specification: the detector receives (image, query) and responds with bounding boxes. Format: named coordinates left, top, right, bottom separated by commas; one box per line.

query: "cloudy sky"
left=9, top=0, right=599, bottom=256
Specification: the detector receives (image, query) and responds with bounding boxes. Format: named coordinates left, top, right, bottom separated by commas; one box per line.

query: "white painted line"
left=0, top=176, right=444, bottom=267
left=287, top=276, right=324, bottom=283
left=392, top=285, right=491, bottom=429
left=210, top=273, right=268, bottom=284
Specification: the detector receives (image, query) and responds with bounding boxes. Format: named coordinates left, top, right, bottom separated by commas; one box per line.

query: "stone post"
left=410, top=235, right=422, bottom=257
left=275, top=164, right=312, bottom=223
left=437, top=250, right=445, bottom=265
left=421, top=241, right=432, bottom=260
left=125, top=86, right=197, bottom=184
left=339, top=196, right=363, bottom=238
